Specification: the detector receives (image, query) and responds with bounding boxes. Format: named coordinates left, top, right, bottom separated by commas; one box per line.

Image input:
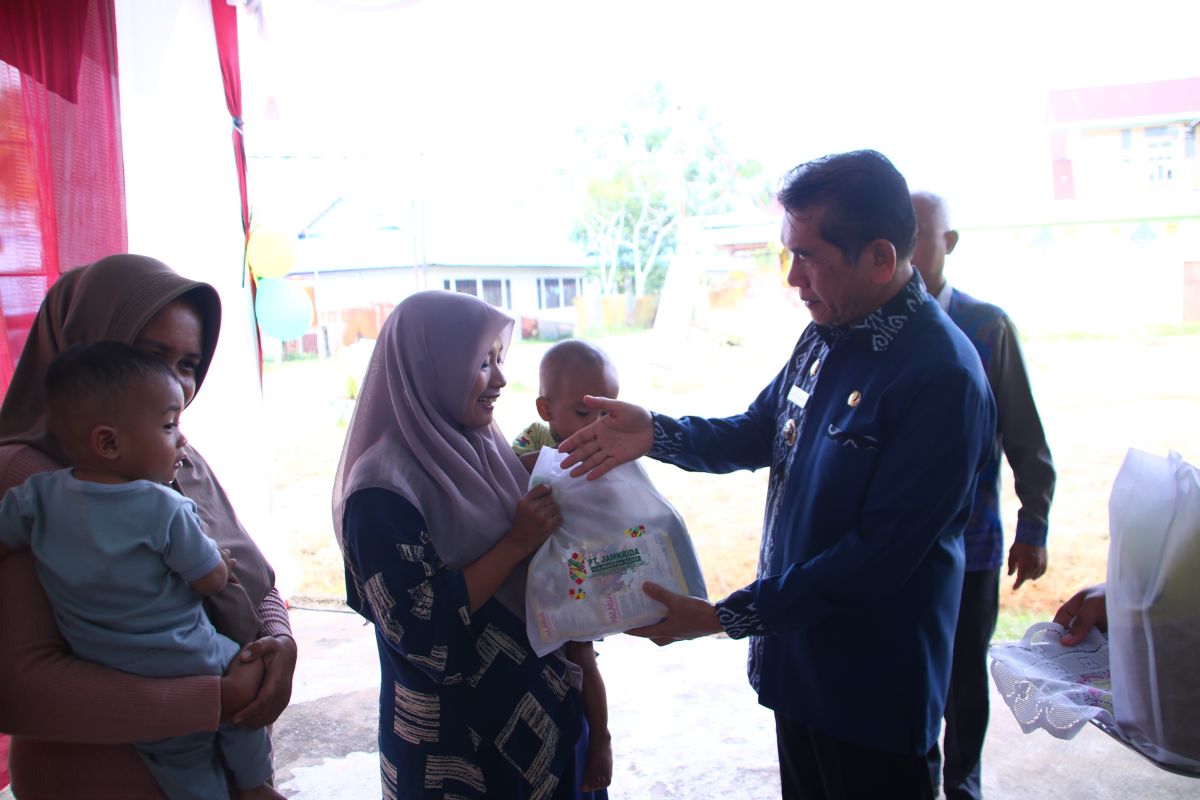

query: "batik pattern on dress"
left=381, top=751, right=399, bottom=800
left=394, top=681, right=441, bottom=744
left=342, top=488, right=586, bottom=799
left=409, top=581, right=435, bottom=621
left=541, top=664, right=570, bottom=701
left=364, top=572, right=404, bottom=646
left=468, top=624, right=527, bottom=688
left=424, top=755, right=487, bottom=794
left=496, top=693, right=559, bottom=797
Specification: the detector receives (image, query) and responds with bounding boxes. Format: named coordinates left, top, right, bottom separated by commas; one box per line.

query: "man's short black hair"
left=45, top=341, right=178, bottom=450
left=777, top=150, right=917, bottom=265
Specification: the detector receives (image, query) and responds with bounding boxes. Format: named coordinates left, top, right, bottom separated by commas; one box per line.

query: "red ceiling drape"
left=0, top=0, right=127, bottom=399
left=209, top=0, right=263, bottom=376
left=210, top=0, right=250, bottom=240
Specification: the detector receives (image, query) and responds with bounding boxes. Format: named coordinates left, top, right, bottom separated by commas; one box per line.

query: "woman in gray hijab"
left=334, top=290, right=607, bottom=799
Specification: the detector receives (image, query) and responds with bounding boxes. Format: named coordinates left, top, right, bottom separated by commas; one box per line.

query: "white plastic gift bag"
left=1106, top=448, right=1200, bottom=771
left=524, top=447, right=707, bottom=657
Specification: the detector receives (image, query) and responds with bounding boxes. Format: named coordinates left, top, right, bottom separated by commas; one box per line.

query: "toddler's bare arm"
left=190, top=557, right=229, bottom=595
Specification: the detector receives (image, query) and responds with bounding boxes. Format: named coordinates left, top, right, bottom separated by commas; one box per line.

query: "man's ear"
left=91, top=425, right=121, bottom=461
left=535, top=396, right=552, bottom=422
left=866, top=239, right=898, bottom=285
left=944, top=229, right=959, bottom=255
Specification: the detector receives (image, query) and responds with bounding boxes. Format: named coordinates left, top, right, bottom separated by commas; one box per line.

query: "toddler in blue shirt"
left=0, top=341, right=281, bottom=800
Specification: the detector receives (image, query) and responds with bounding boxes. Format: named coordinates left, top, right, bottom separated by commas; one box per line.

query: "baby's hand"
left=221, top=548, right=240, bottom=585
left=219, top=653, right=264, bottom=721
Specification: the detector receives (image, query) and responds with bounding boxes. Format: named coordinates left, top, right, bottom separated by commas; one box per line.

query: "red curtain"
left=0, top=0, right=127, bottom=398
left=210, top=0, right=250, bottom=239
left=210, top=0, right=263, bottom=375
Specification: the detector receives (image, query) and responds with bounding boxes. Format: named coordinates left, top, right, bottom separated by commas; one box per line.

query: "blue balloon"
left=255, top=278, right=312, bottom=341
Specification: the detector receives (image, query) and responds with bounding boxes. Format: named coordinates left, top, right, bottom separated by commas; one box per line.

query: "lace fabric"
left=990, top=622, right=1113, bottom=738
left=990, top=622, right=1200, bottom=778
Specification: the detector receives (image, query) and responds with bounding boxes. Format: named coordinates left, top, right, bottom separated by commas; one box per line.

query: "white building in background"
left=1047, top=76, right=1200, bottom=200
left=265, top=188, right=591, bottom=350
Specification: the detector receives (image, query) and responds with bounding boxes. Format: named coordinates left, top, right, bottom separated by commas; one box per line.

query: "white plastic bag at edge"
left=524, top=447, right=707, bottom=657
left=1107, top=448, right=1200, bottom=771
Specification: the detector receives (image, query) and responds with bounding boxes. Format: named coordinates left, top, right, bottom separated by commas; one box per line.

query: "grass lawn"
left=263, top=312, right=1200, bottom=640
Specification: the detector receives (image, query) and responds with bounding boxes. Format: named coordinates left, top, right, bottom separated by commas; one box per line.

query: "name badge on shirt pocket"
left=788, top=384, right=809, bottom=409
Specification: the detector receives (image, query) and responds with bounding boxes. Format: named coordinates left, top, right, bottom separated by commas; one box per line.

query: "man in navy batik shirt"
left=560, top=150, right=996, bottom=799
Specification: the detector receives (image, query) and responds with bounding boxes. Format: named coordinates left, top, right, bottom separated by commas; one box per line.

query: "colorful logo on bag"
left=626, top=524, right=646, bottom=538
left=568, top=552, right=587, bottom=585
left=568, top=588, right=587, bottom=601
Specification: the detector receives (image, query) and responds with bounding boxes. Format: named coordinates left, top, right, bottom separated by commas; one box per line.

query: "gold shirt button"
left=847, top=390, right=862, bottom=407
left=782, top=418, right=798, bottom=446
left=809, top=359, right=820, bottom=377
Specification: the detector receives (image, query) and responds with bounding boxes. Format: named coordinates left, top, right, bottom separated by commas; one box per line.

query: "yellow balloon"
left=247, top=229, right=296, bottom=279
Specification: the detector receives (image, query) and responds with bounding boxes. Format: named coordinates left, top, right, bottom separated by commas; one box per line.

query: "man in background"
left=911, top=191, right=1057, bottom=800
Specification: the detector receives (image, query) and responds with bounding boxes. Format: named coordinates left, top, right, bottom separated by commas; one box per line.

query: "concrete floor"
left=272, top=606, right=1199, bottom=799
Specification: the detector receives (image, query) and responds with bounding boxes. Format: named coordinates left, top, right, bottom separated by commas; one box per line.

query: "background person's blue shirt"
left=648, top=273, right=995, bottom=756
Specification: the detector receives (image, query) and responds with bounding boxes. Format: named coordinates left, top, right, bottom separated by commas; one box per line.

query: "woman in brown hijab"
left=0, top=254, right=296, bottom=798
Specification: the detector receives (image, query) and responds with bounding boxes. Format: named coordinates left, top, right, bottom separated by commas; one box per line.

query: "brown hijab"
left=0, top=254, right=274, bottom=644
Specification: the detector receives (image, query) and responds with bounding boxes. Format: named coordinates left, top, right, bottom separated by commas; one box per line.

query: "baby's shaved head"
left=535, top=339, right=620, bottom=442
left=539, top=339, right=615, bottom=398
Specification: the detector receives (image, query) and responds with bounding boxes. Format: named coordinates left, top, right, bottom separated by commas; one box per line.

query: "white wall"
left=952, top=219, right=1200, bottom=334
left=116, top=0, right=299, bottom=596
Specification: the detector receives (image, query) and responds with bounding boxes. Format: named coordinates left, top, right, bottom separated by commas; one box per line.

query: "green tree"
left=572, top=84, right=770, bottom=296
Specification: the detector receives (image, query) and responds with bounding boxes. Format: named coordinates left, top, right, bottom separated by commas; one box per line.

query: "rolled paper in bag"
left=1106, top=448, right=1200, bottom=770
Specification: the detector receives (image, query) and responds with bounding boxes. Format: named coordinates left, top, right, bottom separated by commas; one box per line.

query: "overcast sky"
left=241, top=0, right=1200, bottom=225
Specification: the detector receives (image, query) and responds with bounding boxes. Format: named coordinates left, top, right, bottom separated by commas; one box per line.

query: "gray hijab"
left=333, top=290, right=530, bottom=615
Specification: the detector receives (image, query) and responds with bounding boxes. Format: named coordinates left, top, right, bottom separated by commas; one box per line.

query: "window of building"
left=444, top=277, right=509, bottom=309
left=536, top=276, right=579, bottom=310
left=1144, top=126, right=1177, bottom=183
left=482, top=278, right=504, bottom=307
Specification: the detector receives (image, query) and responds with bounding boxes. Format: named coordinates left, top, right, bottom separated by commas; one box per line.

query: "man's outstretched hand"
left=557, top=397, right=653, bottom=479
